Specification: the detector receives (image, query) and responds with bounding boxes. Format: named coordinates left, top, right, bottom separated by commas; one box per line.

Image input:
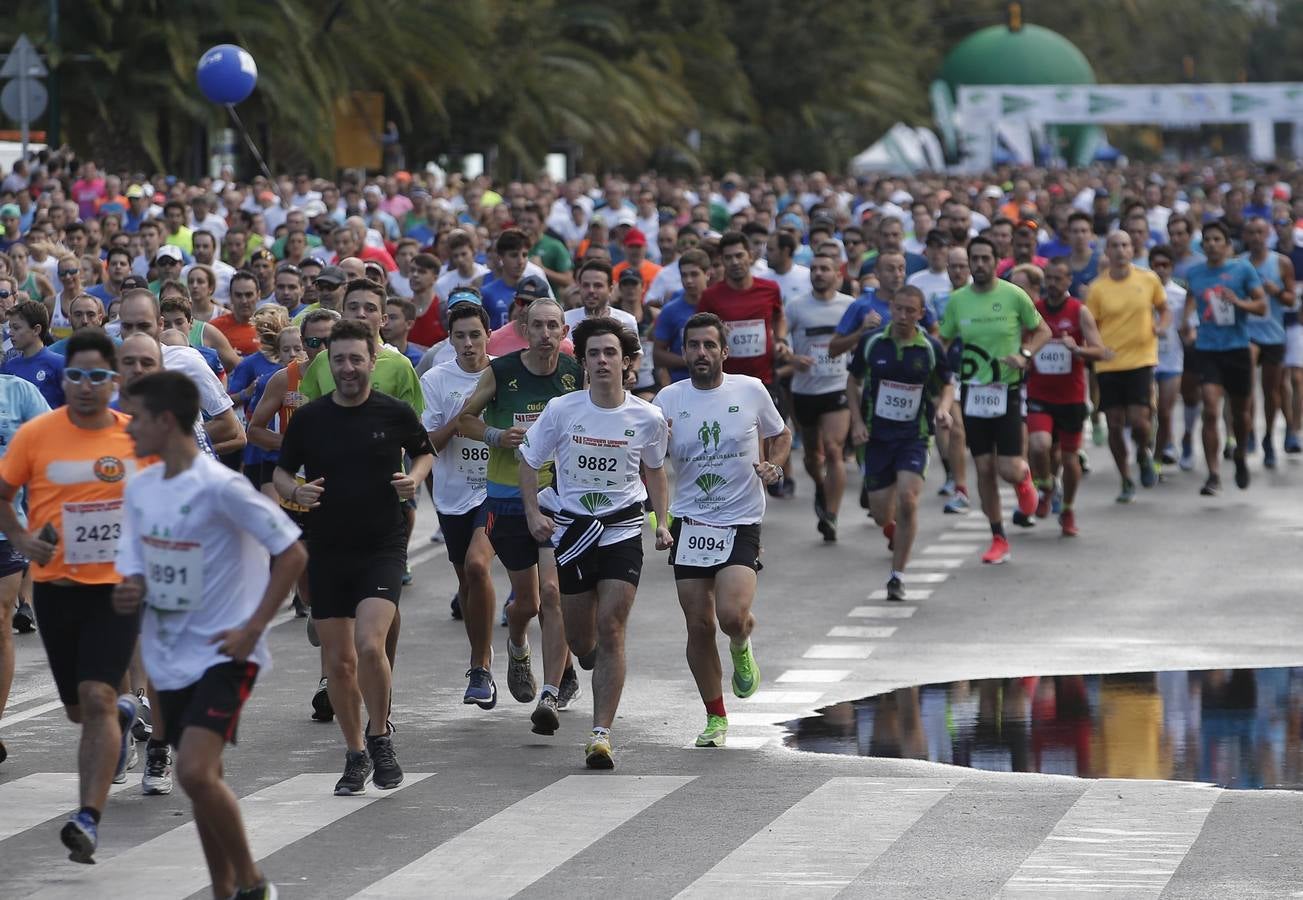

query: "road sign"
left=0, top=34, right=47, bottom=79
left=1, top=78, right=46, bottom=122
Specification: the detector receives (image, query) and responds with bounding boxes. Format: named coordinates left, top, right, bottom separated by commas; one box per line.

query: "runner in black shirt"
left=275, top=319, right=434, bottom=796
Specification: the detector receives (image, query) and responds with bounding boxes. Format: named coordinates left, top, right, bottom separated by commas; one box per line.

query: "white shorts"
left=1285, top=323, right=1303, bottom=368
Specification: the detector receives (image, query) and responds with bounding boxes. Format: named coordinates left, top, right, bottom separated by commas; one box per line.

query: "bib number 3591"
left=675, top=523, right=736, bottom=567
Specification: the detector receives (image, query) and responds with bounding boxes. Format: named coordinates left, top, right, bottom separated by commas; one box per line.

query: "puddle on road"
left=784, top=667, right=1303, bottom=790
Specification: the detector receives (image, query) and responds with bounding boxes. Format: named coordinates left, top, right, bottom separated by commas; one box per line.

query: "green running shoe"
left=695, top=714, right=729, bottom=748
left=730, top=639, right=760, bottom=698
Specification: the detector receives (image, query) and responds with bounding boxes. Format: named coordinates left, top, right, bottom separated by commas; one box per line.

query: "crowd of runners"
left=0, top=153, right=1295, bottom=896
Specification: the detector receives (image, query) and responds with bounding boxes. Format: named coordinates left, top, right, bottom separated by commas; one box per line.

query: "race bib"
left=809, top=338, right=845, bottom=379
left=62, top=500, right=123, bottom=564
left=1209, top=293, right=1237, bottom=326
left=675, top=523, right=735, bottom=568
left=142, top=535, right=205, bottom=611
left=964, top=383, right=1008, bottom=419
left=563, top=440, right=628, bottom=488
left=1035, top=341, right=1073, bottom=375
left=874, top=380, right=923, bottom=421
left=448, top=435, right=489, bottom=485
left=727, top=320, right=767, bottom=358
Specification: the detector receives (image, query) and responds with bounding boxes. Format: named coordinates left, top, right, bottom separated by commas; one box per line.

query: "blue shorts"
left=0, top=539, right=26, bottom=578
left=863, top=438, right=929, bottom=491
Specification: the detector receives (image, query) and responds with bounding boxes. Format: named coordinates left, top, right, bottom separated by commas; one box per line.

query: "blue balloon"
left=196, top=44, right=258, bottom=105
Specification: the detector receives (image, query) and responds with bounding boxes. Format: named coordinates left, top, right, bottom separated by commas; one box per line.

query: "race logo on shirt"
left=580, top=491, right=613, bottom=513
left=697, top=420, right=722, bottom=452
left=561, top=374, right=577, bottom=391
left=694, top=473, right=726, bottom=497
left=93, top=456, right=127, bottom=483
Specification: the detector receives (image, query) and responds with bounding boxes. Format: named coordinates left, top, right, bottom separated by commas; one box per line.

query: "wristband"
left=484, top=426, right=504, bottom=448
left=290, top=485, right=299, bottom=504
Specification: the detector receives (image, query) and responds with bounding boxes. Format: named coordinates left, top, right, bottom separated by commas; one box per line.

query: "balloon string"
left=225, top=103, right=276, bottom=184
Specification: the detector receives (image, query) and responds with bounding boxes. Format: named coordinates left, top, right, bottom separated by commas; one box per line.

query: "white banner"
left=957, top=83, right=1303, bottom=127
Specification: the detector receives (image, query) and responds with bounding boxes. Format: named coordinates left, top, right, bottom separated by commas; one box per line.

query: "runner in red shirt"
left=698, top=231, right=788, bottom=387
left=1026, top=258, right=1110, bottom=536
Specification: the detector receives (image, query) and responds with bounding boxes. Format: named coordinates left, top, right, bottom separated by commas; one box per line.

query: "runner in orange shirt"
left=0, top=328, right=151, bottom=864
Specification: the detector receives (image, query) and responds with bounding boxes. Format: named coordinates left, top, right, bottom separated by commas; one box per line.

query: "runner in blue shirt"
left=2, top=300, right=65, bottom=408
left=0, top=374, right=49, bottom=656
left=829, top=251, right=934, bottom=359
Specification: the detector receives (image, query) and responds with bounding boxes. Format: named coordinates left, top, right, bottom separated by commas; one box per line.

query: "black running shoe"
left=311, top=677, right=334, bottom=722
left=12, top=600, right=35, bottom=633
left=813, top=483, right=827, bottom=522
left=817, top=515, right=837, bottom=542
left=1234, top=454, right=1250, bottom=490
left=1200, top=475, right=1221, bottom=496
left=450, top=593, right=463, bottom=620
left=366, top=734, right=403, bottom=790
left=531, top=691, right=560, bottom=735
left=334, top=750, right=372, bottom=795
left=230, top=881, right=279, bottom=900
left=0, top=738, right=6, bottom=764
left=291, top=593, right=307, bottom=618
left=1011, top=510, right=1036, bottom=528
left=885, top=576, right=906, bottom=602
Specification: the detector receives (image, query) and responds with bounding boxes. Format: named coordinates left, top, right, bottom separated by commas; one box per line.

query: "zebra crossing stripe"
left=997, top=779, right=1220, bottom=897
left=25, top=773, right=432, bottom=900
left=0, top=773, right=132, bottom=842
left=675, top=777, right=954, bottom=898
left=351, top=775, right=694, bottom=898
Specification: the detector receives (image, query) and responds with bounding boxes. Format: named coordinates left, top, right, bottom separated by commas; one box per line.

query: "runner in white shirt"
left=419, top=300, right=500, bottom=709
left=1149, top=246, right=1189, bottom=469
left=434, top=229, right=490, bottom=303
left=906, top=230, right=954, bottom=324
left=519, top=317, right=670, bottom=770
left=652, top=311, right=790, bottom=749
left=562, top=259, right=640, bottom=335
left=114, top=370, right=305, bottom=900
left=785, top=253, right=854, bottom=542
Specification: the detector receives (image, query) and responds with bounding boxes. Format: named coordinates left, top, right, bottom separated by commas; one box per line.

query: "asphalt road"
left=1, top=435, right=1301, bottom=899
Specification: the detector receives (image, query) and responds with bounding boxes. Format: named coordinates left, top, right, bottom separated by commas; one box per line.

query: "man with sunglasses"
left=148, top=245, right=185, bottom=297
left=51, top=255, right=86, bottom=339
left=292, top=265, right=346, bottom=325
left=0, top=328, right=148, bottom=863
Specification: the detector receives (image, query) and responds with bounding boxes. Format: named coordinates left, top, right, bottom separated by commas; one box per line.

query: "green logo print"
left=694, top=473, right=726, bottom=496
left=697, top=420, right=722, bottom=452
left=580, top=492, right=613, bottom=513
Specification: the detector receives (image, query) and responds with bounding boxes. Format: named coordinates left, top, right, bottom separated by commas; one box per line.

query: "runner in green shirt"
left=518, top=203, right=573, bottom=293
left=937, top=236, right=1050, bottom=565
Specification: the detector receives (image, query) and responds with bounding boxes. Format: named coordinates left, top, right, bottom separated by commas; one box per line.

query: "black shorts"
left=765, top=382, right=789, bottom=421
left=438, top=507, right=481, bottom=568
left=961, top=384, right=1023, bottom=457
left=157, top=661, right=259, bottom=749
left=1254, top=342, right=1285, bottom=367
left=1097, top=367, right=1154, bottom=410
left=0, top=539, right=26, bottom=578
left=558, top=536, right=643, bottom=595
left=243, top=460, right=277, bottom=490
left=792, top=391, right=849, bottom=429
left=1197, top=347, right=1253, bottom=397
left=668, top=519, right=762, bottom=580
left=307, top=545, right=405, bottom=619
left=479, top=497, right=550, bottom=573
left=32, top=582, right=142, bottom=707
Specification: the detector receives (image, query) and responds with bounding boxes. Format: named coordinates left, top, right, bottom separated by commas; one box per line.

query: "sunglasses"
left=305, top=336, right=326, bottom=349
left=58, top=269, right=79, bottom=278
left=315, top=280, right=342, bottom=290
left=0, top=290, right=10, bottom=299
left=1275, top=219, right=1292, bottom=227
left=64, top=367, right=115, bottom=385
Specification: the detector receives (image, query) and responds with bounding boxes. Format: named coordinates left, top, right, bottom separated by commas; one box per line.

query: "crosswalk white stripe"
left=898, top=572, right=949, bottom=583
left=921, top=544, right=978, bottom=555
left=0, top=774, right=132, bottom=842
left=867, top=588, right=932, bottom=600
left=775, top=669, right=849, bottom=683
left=907, top=558, right=964, bottom=568
left=0, top=700, right=65, bottom=729
left=803, top=644, right=873, bottom=659
left=848, top=606, right=916, bottom=618
left=352, top=775, right=693, bottom=898
left=997, top=779, right=1220, bottom=897
left=827, top=625, right=896, bottom=638
left=26, top=773, right=433, bottom=900
left=675, top=777, right=954, bottom=898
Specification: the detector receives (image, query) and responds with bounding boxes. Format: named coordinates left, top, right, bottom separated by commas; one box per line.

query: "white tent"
left=850, top=124, right=945, bottom=175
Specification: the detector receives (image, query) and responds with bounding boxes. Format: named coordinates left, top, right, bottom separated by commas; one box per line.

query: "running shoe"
left=291, top=593, right=307, bottom=618
left=885, top=576, right=906, bottom=602
left=450, top=593, right=463, bottom=620
left=463, top=667, right=497, bottom=709
left=114, top=693, right=139, bottom=784
left=584, top=731, right=614, bottom=770
left=981, top=535, right=1011, bottom=565
left=1263, top=437, right=1277, bottom=470
left=883, top=521, right=896, bottom=551
left=1035, top=489, right=1051, bottom=520
left=1246, top=431, right=1257, bottom=454
left=1091, top=419, right=1106, bottom=446
left=729, top=639, right=760, bottom=698
left=1059, top=509, right=1078, bottom=537
left=1138, top=451, right=1157, bottom=488
left=1078, top=448, right=1091, bottom=474
left=500, top=592, right=512, bottom=627
left=306, top=615, right=320, bottom=648
left=813, top=483, right=827, bottom=523
left=12, top=600, right=34, bottom=633
left=943, top=491, right=970, bottom=514
left=366, top=733, right=403, bottom=789
left=430, top=527, right=444, bottom=544
left=1223, top=437, right=1237, bottom=460
left=530, top=691, right=560, bottom=735
left=311, top=677, right=334, bottom=722
left=1014, top=471, right=1038, bottom=517
left=334, top=750, right=372, bottom=795
left=60, top=809, right=98, bottom=864
left=1011, top=510, right=1036, bottom=528
left=132, top=689, right=153, bottom=742
left=230, top=882, right=279, bottom=900
left=859, top=479, right=870, bottom=510
left=557, top=666, right=581, bottom=711
left=1160, top=445, right=1179, bottom=466
left=1286, top=431, right=1302, bottom=454
left=506, top=644, right=538, bottom=703
left=142, top=744, right=172, bottom=795
left=937, top=477, right=956, bottom=498
left=1116, top=478, right=1136, bottom=504
left=401, top=565, right=413, bottom=586
left=817, top=514, right=837, bottom=543
left=695, top=714, right=728, bottom=748
left=1200, top=474, right=1222, bottom=496
left=1234, top=454, right=1250, bottom=489
left=1180, top=434, right=1195, bottom=471
left=0, top=739, right=6, bottom=764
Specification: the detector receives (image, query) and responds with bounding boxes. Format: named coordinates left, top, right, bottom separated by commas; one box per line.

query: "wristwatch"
left=1019, top=347, right=1033, bottom=360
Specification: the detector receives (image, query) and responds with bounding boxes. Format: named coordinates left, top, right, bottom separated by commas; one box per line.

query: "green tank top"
left=485, top=350, right=582, bottom=497
left=188, top=319, right=206, bottom=349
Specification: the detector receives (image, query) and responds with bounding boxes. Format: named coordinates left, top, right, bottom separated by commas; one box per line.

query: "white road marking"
left=848, top=606, right=916, bottom=618
left=803, top=644, right=874, bottom=660
left=867, top=588, right=933, bottom=601
left=776, top=669, right=850, bottom=683
left=827, top=626, right=897, bottom=639
left=743, top=691, right=824, bottom=705
left=0, top=774, right=132, bottom=842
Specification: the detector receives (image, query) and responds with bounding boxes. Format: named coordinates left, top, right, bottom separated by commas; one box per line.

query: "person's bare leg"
left=1201, top=384, right=1225, bottom=477
left=176, top=728, right=263, bottom=897
left=677, top=582, right=721, bottom=703
left=891, top=472, right=924, bottom=572
left=74, top=681, right=120, bottom=811
left=591, top=581, right=636, bottom=730
left=536, top=551, right=570, bottom=689
left=461, top=531, right=496, bottom=669
left=355, top=599, right=397, bottom=737
left=316, top=618, right=363, bottom=751
left=819, top=410, right=849, bottom=520
left=0, top=572, right=20, bottom=721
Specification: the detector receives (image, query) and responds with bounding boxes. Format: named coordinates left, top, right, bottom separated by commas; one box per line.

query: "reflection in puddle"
left=784, top=668, right=1303, bottom=790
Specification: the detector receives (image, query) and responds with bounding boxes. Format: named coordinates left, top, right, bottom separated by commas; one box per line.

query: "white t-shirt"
left=519, top=391, right=668, bottom=546
left=117, top=454, right=301, bottom=690
left=162, top=344, right=235, bottom=418
left=435, top=263, right=490, bottom=303
left=420, top=358, right=491, bottom=515
left=563, top=306, right=640, bottom=337
left=183, top=259, right=237, bottom=301
left=769, top=264, right=813, bottom=305
left=907, top=268, right=952, bottom=318
left=645, top=259, right=682, bottom=307
left=1157, top=280, right=1188, bottom=375
left=388, top=270, right=413, bottom=299
left=653, top=374, right=785, bottom=526
left=786, top=292, right=855, bottom=396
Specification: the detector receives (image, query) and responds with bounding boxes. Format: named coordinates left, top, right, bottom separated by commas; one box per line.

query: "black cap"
left=924, top=228, right=951, bottom=247
left=619, top=267, right=643, bottom=285
left=513, top=275, right=551, bottom=300
left=315, top=265, right=346, bottom=286
left=120, top=275, right=149, bottom=291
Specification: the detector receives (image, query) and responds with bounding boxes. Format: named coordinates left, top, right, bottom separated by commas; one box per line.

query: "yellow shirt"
left=1086, top=266, right=1166, bottom=373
